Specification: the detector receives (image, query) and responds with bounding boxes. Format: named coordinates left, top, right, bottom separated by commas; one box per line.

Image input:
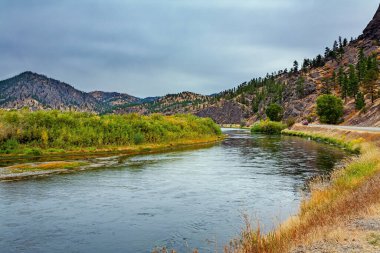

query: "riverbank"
left=228, top=124, right=380, bottom=253
left=0, top=135, right=223, bottom=181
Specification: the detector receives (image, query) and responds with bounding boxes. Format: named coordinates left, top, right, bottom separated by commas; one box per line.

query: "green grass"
left=281, top=129, right=361, bottom=154
left=251, top=120, right=287, bottom=134
left=368, top=233, right=380, bottom=246
left=0, top=110, right=222, bottom=156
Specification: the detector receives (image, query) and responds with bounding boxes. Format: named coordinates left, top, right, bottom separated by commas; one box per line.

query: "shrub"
left=316, top=94, right=344, bottom=124
left=265, top=103, right=283, bottom=122
left=0, top=138, right=19, bottom=151
left=251, top=120, right=287, bottom=135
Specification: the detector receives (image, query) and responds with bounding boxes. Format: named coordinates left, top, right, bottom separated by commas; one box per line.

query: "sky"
left=0, top=0, right=379, bottom=97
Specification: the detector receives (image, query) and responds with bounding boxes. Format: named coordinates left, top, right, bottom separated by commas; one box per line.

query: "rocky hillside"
left=191, top=5, right=380, bottom=126
left=111, top=91, right=211, bottom=115
left=0, top=72, right=142, bottom=113
left=89, top=91, right=141, bottom=107
left=0, top=71, right=100, bottom=112
left=111, top=4, right=380, bottom=126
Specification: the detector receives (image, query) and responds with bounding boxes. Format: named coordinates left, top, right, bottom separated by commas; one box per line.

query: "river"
left=0, top=129, right=347, bottom=252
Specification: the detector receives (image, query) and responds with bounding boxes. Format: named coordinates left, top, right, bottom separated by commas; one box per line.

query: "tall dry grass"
left=225, top=130, right=380, bottom=253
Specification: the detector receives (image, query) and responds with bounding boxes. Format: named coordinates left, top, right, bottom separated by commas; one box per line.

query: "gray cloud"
left=0, top=0, right=378, bottom=97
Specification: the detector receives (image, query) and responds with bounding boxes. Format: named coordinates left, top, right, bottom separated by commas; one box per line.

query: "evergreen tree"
left=355, top=92, right=365, bottom=110
left=296, top=76, right=305, bottom=98
left=348, top=64, right=359, bottom=97
left=333, top=40, right=339, bottom=52
left=325, top=47, right=331, bottom=58
left=293, top=60, right=299, bottom=73
left=343, top=38, right=348, bottom=47
left=315, top=54, right=323, bottom=67
left=364, top=69, right=378, bottom=103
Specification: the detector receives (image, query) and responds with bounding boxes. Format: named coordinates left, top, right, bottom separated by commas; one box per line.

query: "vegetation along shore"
left=0, top=110, right=223, bottom=179
left=224, top=124, right=380, bottom=253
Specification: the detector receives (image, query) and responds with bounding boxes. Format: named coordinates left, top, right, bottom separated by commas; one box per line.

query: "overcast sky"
left=0, top=0, right=378, bottom=97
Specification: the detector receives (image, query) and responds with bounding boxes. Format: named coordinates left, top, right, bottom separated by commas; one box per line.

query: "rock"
left=359, top=4, right=380, bottom=41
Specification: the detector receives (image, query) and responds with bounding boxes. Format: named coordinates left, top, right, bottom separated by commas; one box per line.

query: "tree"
left=265, top=103, right=283, bottom=122
left=293, top=60, right=299, bottom=73
left=316, top=95, right=344, bottom=124
left=343, top=38, right=348, bottom=47
left=315, top=54, right=323, bottom=67
left=348, top=64, right=359, bottom=97
left=333, top=40, right=339, bottom=52
left=324, top=47, right=331, bottom=58
left=296, top=76, right=305, bottom=98
left=355, top=92, right=365, bottom=110
left=364, top=69, right=378, bottom=103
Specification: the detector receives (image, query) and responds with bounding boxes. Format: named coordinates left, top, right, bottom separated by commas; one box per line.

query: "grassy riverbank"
left=0, top=110, right=222, bottom=158
left=227, top=126, right=380, bottom=253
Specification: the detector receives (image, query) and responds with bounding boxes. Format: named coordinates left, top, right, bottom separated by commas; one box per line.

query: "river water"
left=0, top=129, right=347, bottom=252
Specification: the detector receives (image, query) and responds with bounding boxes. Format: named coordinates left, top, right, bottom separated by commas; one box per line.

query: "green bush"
left=251, top=120, right=287, bottom=135
left=25, top=148, right=43, bottom=156
left=316, top=94, right=344, bottom=124
left=265, top=103, right=283, bottom=122
left=0, top=138, right=19, bottom=151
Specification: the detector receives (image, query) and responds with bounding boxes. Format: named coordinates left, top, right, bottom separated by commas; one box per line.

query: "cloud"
left=0, top=0, right=378, bottom=97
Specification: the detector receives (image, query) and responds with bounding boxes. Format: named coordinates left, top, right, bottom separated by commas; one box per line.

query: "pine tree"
left=293, top=60, right=299, bottom=73
left=355, top=92, right=365, bottom=110
left=333, top=40, right=339, bottom=52
left=343, top=38, right=348, bottom=47
left=325, top=47, right=331, bottom=58
left=348, top=64, right=359, bottom=97
left=296, top=76, right=305, bottom=98
left=364, top=69, right=378, bottom=103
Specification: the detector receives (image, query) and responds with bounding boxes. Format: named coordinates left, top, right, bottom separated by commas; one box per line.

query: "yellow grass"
left=226, top=126, right=380, bottom=253
left=7, top=161, right=87, bottom=173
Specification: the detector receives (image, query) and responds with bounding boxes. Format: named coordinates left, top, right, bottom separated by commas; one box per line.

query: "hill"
left=0, top=72, right=141, bottom=112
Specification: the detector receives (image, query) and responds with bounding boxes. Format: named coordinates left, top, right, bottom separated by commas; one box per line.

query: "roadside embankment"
left=227, top=124, right=380, bottom=253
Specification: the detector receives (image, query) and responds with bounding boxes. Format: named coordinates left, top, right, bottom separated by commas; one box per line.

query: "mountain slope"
left=190, top=5, right=380, bottom=126
left=89, top=91, right=141, bottom=107
left=0, top=71, right=100, bottom=112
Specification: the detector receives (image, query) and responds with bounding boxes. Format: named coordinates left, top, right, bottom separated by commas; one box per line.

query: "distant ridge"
left=0, top=71, right=142, bottom=112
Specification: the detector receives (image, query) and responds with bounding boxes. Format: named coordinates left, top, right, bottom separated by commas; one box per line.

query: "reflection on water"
left=0, top=129, right=347, bottom=253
